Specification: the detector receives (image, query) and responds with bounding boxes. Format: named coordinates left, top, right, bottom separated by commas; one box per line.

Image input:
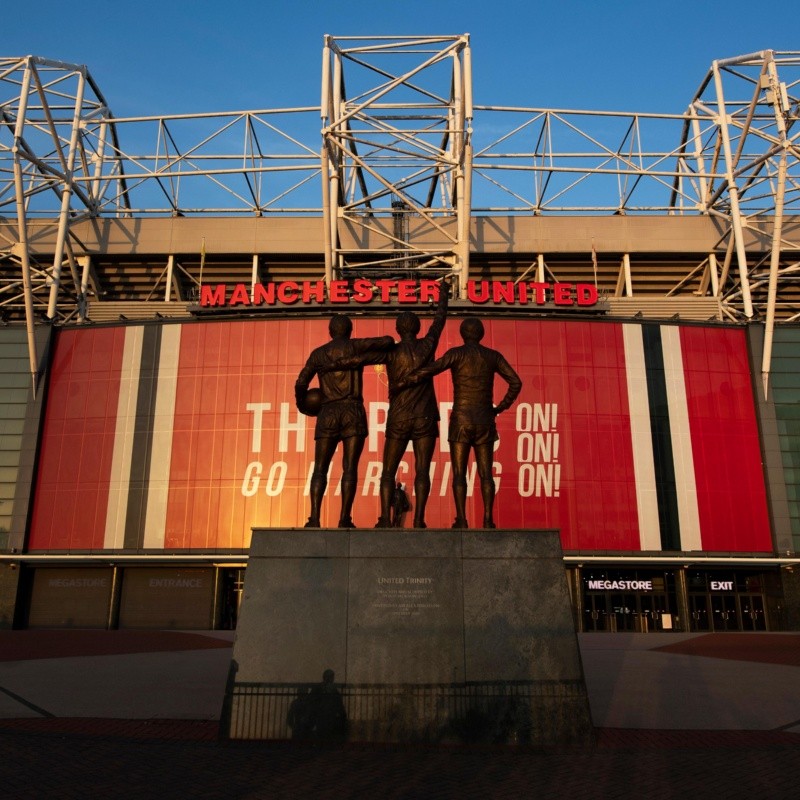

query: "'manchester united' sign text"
left=200, top=279, right=599, bottom=308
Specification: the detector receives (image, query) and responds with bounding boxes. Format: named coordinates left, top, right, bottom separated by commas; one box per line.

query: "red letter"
left=418, top=280, right=439, bottom=303
left=302, top=281, right=326, bottom=304
left=277, top=282, right=299, bottom=304
left=329, top=280, right=349, bottom=303
left=528, top=283, right=549, bottom=304
left=253, top=283, right=276, bottom=306
left=376, top=280, right=397, bottom=303
left=397, top=280, right=417, bottom=303
left=492, top=281, right=516, bottom=304
left=229, top=283, right=250, bottom=306
left=576, top=283, right=598, bottom=305
left=554, top=283, right=574, bottom=305
left=352, top=279, right=374, bottom=303
left=467, top=280, right=490, bottom=304
left=200, top=284, right=226, bottom=307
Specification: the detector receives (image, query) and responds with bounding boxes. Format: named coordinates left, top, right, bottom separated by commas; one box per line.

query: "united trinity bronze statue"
left=295, top=315, right=393, bottom=528
left=397, top=317, right=522, bottom=529
left=372, top=281, right=449, bottom=527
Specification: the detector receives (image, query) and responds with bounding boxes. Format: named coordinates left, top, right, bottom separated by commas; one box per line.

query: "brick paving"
left=0, top=722, right=798, bottom=798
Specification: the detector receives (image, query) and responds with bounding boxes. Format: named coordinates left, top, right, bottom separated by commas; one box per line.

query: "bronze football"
left=300, top=387, right=324, bottom=417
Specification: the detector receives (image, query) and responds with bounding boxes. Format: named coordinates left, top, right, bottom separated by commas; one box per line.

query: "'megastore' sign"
left=200, top=279, right=599, bottom=308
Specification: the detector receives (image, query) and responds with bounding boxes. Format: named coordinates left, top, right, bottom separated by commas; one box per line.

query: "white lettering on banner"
left=148, top=579, right=203, bottom=589
left=241, top=401, right=504, bottom=499
left=246, top=403, right=271, bottom=453
left=242, top=461, right=262, bottom=496
left=515, top=403, right=562, bottom=498
left=362, top=461, right=382, bottom=495
left=265, top=461, right=287, bottom=496
left=368, top=403, right=389, bottom=453
left=438, top=402, right=452, bottom=453
left=278, top=403, right=306, bottom=453
left=586, top=580, right=654, bottom=591
left=710, top=581, right=734, bottom=591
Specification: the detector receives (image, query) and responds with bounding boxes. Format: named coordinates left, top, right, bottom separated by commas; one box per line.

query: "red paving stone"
left=0, top=716, right=220, bottom=740
left=0, top=629, right=232, bottom=662
left=652, top=632, right=800, bottom=666
left=0, top=716, right=797, bottom=748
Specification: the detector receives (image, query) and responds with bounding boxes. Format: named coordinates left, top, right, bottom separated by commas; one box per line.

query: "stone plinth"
left=222, top=528, right=593, bottom=745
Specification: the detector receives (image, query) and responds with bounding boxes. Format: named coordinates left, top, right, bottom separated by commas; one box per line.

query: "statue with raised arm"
left=397, top=317, right=522, bottom=529
left=295, top=314, right=393, bottom=528
left=373, top=280, right=449, bottom=528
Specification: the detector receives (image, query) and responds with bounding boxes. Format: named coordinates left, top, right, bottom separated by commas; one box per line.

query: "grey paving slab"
left=0, top=648, right=231, bottom=720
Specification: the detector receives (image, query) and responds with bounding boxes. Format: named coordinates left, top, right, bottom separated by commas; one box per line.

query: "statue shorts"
left=385, top=414, right=439, bottom=442
left=448, top=420, right=498, bottom=446
left=315, top=398, right=368, bottom=441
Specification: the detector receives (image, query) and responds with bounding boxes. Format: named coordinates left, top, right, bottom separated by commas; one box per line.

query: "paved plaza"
left=1, top=630, right=799, bottom=798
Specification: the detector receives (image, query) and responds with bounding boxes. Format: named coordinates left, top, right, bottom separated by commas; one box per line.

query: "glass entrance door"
left=610, top=593, right=637, bottom=632
left=710, top=594, right=738, bottom=631
left=639, top=593, right=670, bottom=631
left=739, top=595, right=767, bottom=631
left=584, top=594, right=612, bottom=632
left=690, top=595, right=710, bottom=631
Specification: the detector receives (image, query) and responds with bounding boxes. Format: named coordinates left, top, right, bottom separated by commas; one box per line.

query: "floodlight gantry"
left=320, top=35, right=473, bottom=296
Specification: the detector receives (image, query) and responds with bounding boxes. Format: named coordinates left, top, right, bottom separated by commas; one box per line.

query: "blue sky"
left=7, top=1, right=796, bottom=117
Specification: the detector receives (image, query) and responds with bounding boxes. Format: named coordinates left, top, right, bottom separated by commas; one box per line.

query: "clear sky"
left=6, top=0, right=796, bottom=117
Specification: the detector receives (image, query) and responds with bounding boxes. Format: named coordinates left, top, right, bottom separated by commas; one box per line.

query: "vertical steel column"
left=321, top=40, right=333, bottom=287
left=712, top=61, right=754, bottom=319
left=675, top=568, right=691, bottom=633
left=106, top=566, right=122, bottom=629
left=622, top=253, right=633, bottom=296
left=761, top=151, right=787, bottom=398
left=690, top=112, right=710, bottom=209
left=459, top=40, right=474, bottom=298
left=707, top=253, right=720, bottom=297
left=760, top=52, right=790, bottom=398
left=47, top=69, right=87, bottom=319
left=164, top=255, right=175, bottom=302
left=328, top=52, right=342, bottom=284
left=250, top=254, right=260, bottom=301
left=78, top=255, right=92, bottom=323
left=90, top=119, right=109, bottom=208
left=453, top=50, right=466, bottom=298
left=12, top=61, right=39, bottom=396
left=572, top=566, right=585, bottom=632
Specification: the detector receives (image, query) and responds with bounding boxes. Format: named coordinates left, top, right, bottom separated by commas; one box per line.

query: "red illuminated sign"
left=199, top=280, right=599, bottom=308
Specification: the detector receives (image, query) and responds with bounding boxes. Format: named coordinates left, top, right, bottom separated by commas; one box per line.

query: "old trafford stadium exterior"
left=1, top=38, right=800, bottom=634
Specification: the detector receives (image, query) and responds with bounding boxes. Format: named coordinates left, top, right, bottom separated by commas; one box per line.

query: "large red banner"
left=28, top=317, right=772, bottom=553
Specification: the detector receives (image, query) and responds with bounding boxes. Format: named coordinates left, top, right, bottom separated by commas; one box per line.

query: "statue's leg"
left=450, top=442, right=470, bottom=528
left=339, top=435, right=365, bottom=528
left=411, top=436, right=436, bottom=528
left=307, top=437, right=338, bottom=527
left=475, top=443, right=496, bottom=528
left=377, top=438, right=406, bottom=528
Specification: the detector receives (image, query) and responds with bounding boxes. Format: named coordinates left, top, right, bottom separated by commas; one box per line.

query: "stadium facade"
left=1, top=38, right=800, bottom=633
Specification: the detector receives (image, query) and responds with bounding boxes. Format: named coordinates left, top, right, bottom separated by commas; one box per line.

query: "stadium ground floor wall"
left=2, top=561, right=796, bottom=633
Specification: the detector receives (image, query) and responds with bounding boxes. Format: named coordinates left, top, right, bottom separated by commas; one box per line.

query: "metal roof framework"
left=1, top=45, right=800, bottom=393
left=320, top=35, right=472, bottom=291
